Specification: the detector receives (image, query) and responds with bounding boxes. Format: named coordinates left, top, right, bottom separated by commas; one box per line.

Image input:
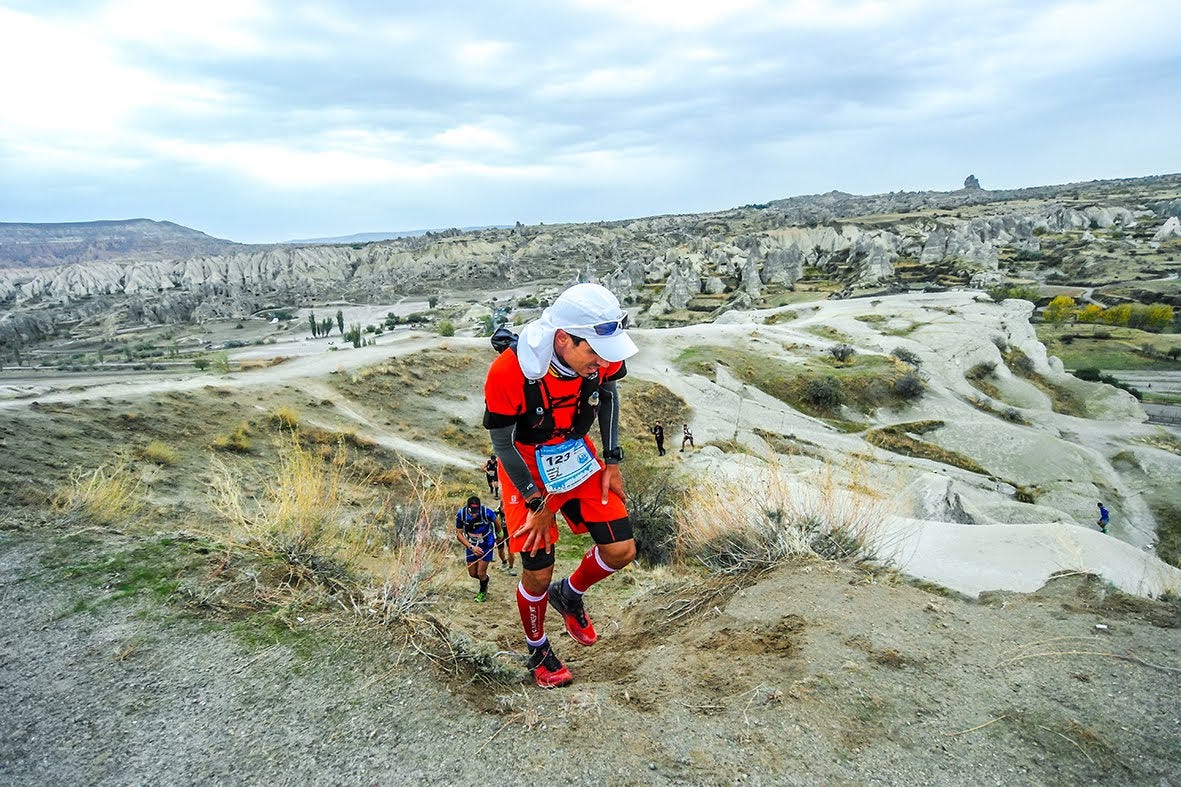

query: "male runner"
left=455, top=495, right=497, bottom=602
left=484, top=454, right=500, bottom=499
left=483, top=283, right=637, bottom=688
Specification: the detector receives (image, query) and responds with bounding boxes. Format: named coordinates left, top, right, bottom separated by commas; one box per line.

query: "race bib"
left=536, top=439, right=601, bottom=493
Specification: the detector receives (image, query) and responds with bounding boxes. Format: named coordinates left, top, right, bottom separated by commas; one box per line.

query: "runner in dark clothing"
left=651, top=421, right=665, bottom=456
left=1097, top=502, right=1110, bottom=534
left=484, top=454, right=500, bottom=499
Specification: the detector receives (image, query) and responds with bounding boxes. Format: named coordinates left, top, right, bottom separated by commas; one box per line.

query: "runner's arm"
left=598, top=379, right=621, bottom=463
left=489, top=425, right=541, bottom=499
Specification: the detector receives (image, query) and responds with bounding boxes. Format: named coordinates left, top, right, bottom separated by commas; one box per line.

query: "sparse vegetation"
left=211, top=421, right=253, bottom=453
left=864, top=421, right=989, bottom=475
left=141, top=441, right=179, bottom=466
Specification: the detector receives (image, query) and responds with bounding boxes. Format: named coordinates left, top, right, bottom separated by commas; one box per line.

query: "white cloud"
left=431, top=124, right=517, bottom=153
left=97, top=0, right=273, bottom=54
left=0, top=8, right=227, bottom=145
left=569, top=0, right=765, bottom=31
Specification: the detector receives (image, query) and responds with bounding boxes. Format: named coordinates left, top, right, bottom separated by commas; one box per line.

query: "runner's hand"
left=600, top=463, right=626, bottom=504
left=513, top=506, right=556, bottom=557
left=471, top=545, right=484, bottom=558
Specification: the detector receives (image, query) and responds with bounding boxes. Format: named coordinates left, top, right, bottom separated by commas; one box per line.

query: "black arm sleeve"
left=597, top=379, right=621, bottom=462
left=489, top=424, right=539, bottom=499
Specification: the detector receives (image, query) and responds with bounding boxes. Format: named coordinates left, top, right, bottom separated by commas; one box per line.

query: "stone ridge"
left=1, top=174, right=1179, bottom=344
left=0, top=218, right=243, bottom=269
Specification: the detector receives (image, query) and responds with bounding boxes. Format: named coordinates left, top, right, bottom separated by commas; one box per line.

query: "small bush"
left=829, top=344, right=856, bottom=363
left=891, top=347, right=921, bottom=367
left=437, top=319, right=455, bottom=337
left=893, top=372, right=925, bottom=400
left=141, top=441, right=179, bottom=466
left=803, top=377, right=843, bottom=410
left=966, top=362, right=996, bottom=380
left=675, top=466, right=887, bottom=574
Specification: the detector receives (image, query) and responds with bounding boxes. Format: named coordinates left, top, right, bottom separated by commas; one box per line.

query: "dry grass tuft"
left=675, top=462, right=893, bottom=574
left=141, top=440, right=179, bottom=466
left=211, top=421, right=252, bottom=453
left=53, top=462, right=143, bottom=526
left=271, top=406, right=299, bottom=429
left=209, top=433, right=365, bottom=589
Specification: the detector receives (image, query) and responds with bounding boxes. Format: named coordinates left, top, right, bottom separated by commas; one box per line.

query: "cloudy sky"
left=1, top=0, right=1178, bottom=243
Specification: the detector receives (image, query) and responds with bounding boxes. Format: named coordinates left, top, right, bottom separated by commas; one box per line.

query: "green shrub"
left=803, top=377, right=842, bottom=410
left=437, top=319, right=455, bottom=337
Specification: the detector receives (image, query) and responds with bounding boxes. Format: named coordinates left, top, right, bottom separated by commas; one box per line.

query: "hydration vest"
left=488, top=328, right=602, bottom=445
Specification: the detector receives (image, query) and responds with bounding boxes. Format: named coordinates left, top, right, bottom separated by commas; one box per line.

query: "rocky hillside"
left=0, top=219, right=243, bottom=270
left=2, top=175, right=1180, bottom=345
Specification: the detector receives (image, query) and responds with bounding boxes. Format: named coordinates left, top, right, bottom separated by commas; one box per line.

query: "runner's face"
left=556, top=331, right=611, bottom=377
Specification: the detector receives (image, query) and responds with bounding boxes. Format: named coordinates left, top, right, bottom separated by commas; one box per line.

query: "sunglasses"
left=565, top=312, right=629, bottom=337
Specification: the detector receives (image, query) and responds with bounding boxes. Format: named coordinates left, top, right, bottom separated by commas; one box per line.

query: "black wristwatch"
left=602, top=447, right=624, bottom=464
left=525, top=496, right=545, bottom=512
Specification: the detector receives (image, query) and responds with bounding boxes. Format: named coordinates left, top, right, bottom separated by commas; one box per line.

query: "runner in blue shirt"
left=1096, top=502, right=1110, bottom=534
left=456, top=495, right=497, bottom=602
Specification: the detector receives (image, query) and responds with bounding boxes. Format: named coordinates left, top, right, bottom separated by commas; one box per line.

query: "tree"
left=1144, top=304, right=1174, bottom=333
left=1100, top=304, right=1132, bottom=327
left=428, top=295, right=439, bottom=309
left=320, top=318, right=333, bottom=336
left=336, top=309, right=344, bottom=335
left=345, top=324, right=363, bottom=348
left=437, top=319, right=455, bottom=337
left=193, top=356, right=210, bottom=370
left=1076, top=304, right=1103, bottom=324
left=1043, top=295, right=1075, bottom=324
left=308, top=312, right=317, bottom=337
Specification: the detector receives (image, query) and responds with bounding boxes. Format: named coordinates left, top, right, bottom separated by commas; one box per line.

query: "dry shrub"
left=271, top=406, right=299, bottom=429
left=209, top=434, right=366, bottom=589
left=206, top=438, right=454, bottom=621
left=141, top=440, right=179, bottom=466
left=53, top=462, right=143, bottom=526
left=211, top=421, right=252, bottom=453
left=353, top=462, right=457, bottom=622
left=675, top=463, right=892, bottom=574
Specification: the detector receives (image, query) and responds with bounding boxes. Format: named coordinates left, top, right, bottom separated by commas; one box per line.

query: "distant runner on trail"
left=651, top=420, right=666, bottom=456
left=680, top=423, right=694, bottom=452
left=455, top=495, right=497, bottom=602
left=1097, top=502, right=1110, bottom=534
left=484, top=454, right=500, bottom=499
left=483, top=283, right=638, bottom=688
